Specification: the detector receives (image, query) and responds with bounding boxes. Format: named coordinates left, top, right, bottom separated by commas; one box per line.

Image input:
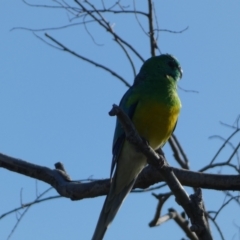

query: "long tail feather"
left=91, top=178, right=136, bottom=240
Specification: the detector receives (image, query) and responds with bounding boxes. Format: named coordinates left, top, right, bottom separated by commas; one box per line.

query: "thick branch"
left=1, top=152, right=240, bottom=200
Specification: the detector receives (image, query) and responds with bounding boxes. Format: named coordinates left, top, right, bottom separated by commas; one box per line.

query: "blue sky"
left=1, top=1, right=240, bottom=240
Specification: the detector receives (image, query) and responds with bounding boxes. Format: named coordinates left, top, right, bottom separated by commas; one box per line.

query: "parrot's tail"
left=91, top=177, right=136, bottom=240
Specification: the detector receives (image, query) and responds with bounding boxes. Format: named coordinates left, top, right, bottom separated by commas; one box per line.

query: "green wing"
left=110, top=86, right=140, bottom=177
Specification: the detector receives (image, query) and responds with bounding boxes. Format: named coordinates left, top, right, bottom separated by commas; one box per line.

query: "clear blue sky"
left=1, top=1, right=240, bottom=240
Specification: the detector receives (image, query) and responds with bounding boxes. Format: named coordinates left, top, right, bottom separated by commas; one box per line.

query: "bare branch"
left=5, top=187, right=54, bottom=240
left=147, top=0, right=156, bottom=56
left=132, top=183, right=167, bottom=193
left=87, top=9, right=148, bottom=16
left=11, top=21, right=97, bottom=32
left=133, top=0, right=149, bottom=37
left=169, top=134, right=190, bottom=169
left=227, top=142, right=240, bottom=164
left=150, top=208, right=198, bottom=240
left=154, top=26, right=189, bottom=34
left=207, top=214, right=225, bottom=240
left=2, top=151, right=240, bottom=202
left=209, top=127, right=240, bottom=165
left=81, top=0, right=140, bottom=77
left=199, top=161, right=240, bottom=174
left=152, top=2, right=159, bottom=41
left=149, top=192, right=172, bottom=227
left=44, top=33, right=131, bottom=87
left=82, top=14, right=104, bottom=46
left=178, top=85, right=199, bottom=93
left=0, top=188, right=54, bottom=220
left=75, top=0, right=145, bottom=62
left=212, top=194, right=240, bottom=221
left=33, top=33, right=63, bottom=50
left=225, top=191, right=240, bottom=206
left=22, top=0, right=79, bottom=10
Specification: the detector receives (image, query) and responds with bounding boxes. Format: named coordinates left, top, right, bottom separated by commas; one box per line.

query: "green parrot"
left=92, top=54, right=182, bottom=240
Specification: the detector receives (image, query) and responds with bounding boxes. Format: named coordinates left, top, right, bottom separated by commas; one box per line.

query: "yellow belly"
left=132, top=101, right=180, bottom=150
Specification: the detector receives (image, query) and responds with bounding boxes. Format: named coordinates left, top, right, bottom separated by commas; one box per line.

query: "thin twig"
left=199, top=161, right=240, bottom=174
left=227, top=142, right=240, bottom=164
left=212, top=195, right=239, bottom=221
left=169, top=134, right=189, bottom=169
left=207, top=214, right=225, bottom=240
left=132, top=183, right=167, bottom=193
left=1, top=192, right=59, bottom=220
left=154, top=26, right=189, bottom=34
left=22, top=0, right=78, bottom=10
left=209, top=128, right=240, bottom=165
left=178, top=85, right=199, bottom=93
left=53, top=0, right=79, bottom=16
left=153, top=2, right=159, bottom=41
left=133, top=0, right=149, bottom=37
left=82, top=14, right=104, bottom=46
left=6, top=187, right=54, bottom=239
left=114, top=38, right=137, bottom=77
left=44, top=33, right=131, bottom=87
left=152, top=2, right=162, bottom=54
left=84, top=0, right=138, bottom=77
left=34, top=33, right=62, bottom=50
left=11, top=21, right=96, bottom=32
left=75, top=0, right=145, bottom=62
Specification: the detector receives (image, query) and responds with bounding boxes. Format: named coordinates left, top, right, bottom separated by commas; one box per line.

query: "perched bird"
left=92, top=54, right=182, bottom=240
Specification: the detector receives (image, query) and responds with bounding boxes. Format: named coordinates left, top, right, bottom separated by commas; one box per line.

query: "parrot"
left=92, top=54, right=182, bottom=240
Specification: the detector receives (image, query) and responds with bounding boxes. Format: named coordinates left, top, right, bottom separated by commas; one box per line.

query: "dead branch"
left=1, top=151, right=240, bottom=201
left=44, top=33, right=131, bottom=87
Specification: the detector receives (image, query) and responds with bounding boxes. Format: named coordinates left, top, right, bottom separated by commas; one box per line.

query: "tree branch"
left=75, top=0, right=145, bottom=62
left=44, top=33, right=131, bottom=87
left=150, top=208, right=198, bottom=240
left=1, top=151, right=240, bottom=200
left=147, top=0, right=156, bottom=56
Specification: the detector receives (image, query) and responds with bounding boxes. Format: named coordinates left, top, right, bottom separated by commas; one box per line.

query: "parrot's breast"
left=132, top=100, right=180, bottom=150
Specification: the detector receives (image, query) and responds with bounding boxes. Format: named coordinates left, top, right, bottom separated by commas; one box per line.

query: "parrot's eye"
left=168, top=60, right=177, bottom=69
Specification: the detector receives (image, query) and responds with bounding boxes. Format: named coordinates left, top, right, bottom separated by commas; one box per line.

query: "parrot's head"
left=139, top=54, right=183, bottom=83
